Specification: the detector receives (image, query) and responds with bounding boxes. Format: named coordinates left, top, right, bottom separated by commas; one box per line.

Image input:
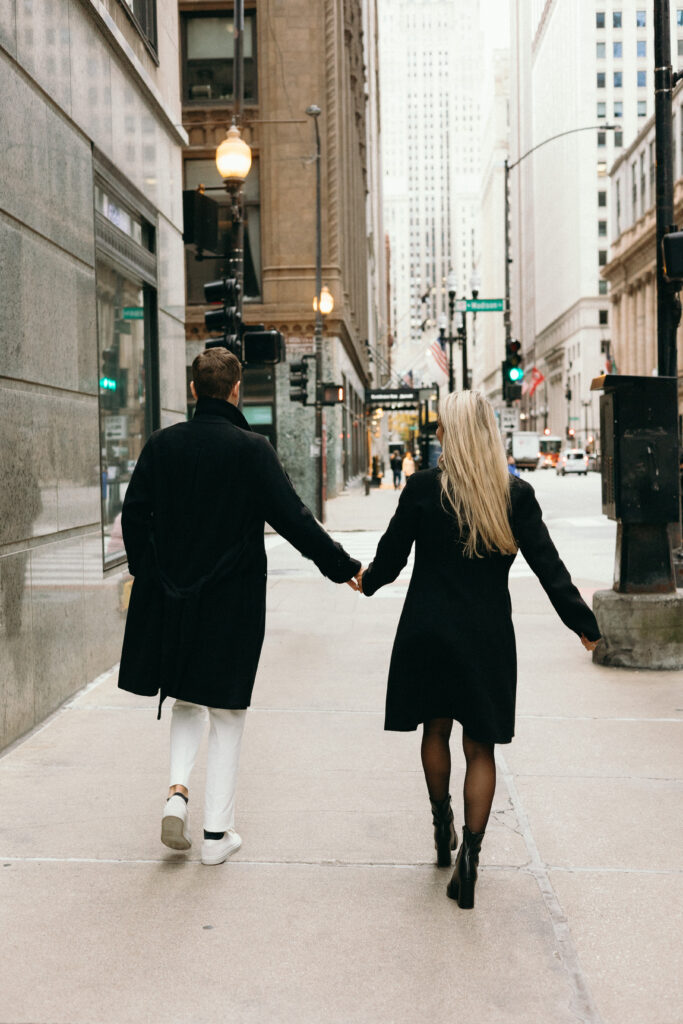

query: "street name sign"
left=365, top=387, right=420, bottom=410
left=122, top=306, right=144, bottom=320
left=455, top=298, right=505, bottom=313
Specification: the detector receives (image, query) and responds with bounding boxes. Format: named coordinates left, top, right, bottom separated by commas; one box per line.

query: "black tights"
left=420, top=718, right=496, bottom=834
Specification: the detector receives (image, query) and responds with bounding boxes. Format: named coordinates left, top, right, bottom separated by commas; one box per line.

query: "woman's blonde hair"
left=438, top=391, right=517, bottom=558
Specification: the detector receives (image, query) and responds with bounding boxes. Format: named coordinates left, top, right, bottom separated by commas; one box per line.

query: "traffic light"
left=502, top=340, right=524, bottom=401
left=567, top=427, right=576, bottom=441
left=243, top=329, right=285, bottom=365
left=290, top=359, right=311, bottom=404
left=100, top=347, right=120, bottom=410
left=204, top=277, right=242, bottom=357
left=321, top=383, right=345, bottom=405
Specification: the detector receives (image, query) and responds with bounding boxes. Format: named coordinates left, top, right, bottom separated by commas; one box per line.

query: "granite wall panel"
left=0, top=547, right=35, bottom=746
left=158, top=310, right=187, bottom=418
left=15, top=0, right=72, bottom=114
left=68, top=0, right=113, bottom=156
left=0, top=216, right=98, bottom=394
left=30, top=535, right=86, bottom=724
left=0, top=0, right=17, bottom=56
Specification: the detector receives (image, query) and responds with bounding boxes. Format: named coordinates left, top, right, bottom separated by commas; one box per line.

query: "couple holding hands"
left=118, top=348, right=599, bottom=908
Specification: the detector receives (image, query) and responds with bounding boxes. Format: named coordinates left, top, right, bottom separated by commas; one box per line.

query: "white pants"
left=169, top=700, right=247, bottom=833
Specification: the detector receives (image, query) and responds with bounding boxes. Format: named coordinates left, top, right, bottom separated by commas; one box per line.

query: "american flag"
left=430, top=337, right=449, bottom=377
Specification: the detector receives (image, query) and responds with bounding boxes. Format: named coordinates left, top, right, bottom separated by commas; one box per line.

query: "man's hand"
left=581, top=634, right=600, bottom=652
left=345, top=568, right=365, bottom=592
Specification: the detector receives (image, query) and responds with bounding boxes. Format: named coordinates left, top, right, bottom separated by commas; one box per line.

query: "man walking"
left=118, top=348, right=361, bottom=865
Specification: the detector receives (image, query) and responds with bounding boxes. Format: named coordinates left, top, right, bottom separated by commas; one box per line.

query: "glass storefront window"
left=96, top=263, right=153, bottom=566
left=184, top=157, right=261, bottom=302
left=182, top=12, right=257, bottom=103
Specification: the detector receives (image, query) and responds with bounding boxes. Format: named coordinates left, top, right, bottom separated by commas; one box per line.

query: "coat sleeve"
left=121, top=441, right=155, bottom=577
left=361, top=474, right=420, bottom=596
left=255, top=439, right=361, bottom=584
left=513, top=481, right=601, bottom=641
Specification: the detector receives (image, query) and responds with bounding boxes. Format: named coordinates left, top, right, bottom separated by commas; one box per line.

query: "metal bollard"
left=363, top=476, right=371, bottom=496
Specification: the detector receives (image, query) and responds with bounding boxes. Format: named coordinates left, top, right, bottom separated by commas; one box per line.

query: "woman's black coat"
left=361, top=469, right=600, bottom=744
left=118, top=397, right=360, bottom=715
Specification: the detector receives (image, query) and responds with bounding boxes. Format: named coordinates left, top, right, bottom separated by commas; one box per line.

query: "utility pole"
left=654, top=0, right=682, bottom=375
left=307, top=104, right=324, bottom=522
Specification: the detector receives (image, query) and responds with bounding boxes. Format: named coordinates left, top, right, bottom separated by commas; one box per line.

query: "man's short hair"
left=192, top=348, right=242, bottom=400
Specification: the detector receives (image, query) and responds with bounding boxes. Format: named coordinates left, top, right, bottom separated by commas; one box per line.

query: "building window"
left=678, top=10, right=683, bottom=26
left=637, top=70, right=646, bottom=87
left=640, top=152, right=646, bottom=213
left=615, top=130, right=623, bottom=146
left=649, top=141, right=656, bottom=190
left=184, top=157, right=262, bottom=303
left=598, top=220, right=607, bottom=236
left=613, top=11, right=622, bottom=27
left=616, top=179, right=621, bottom=234
left=94, top=171, right=158, bottom=568
left=597, top=42, right=606, bottom=58
left=596, top=11, right=605, bottom=28
left=599, top=280, right=609, bottom=295
left=598, top=250, right=607, bottom=266
left=637, top=40, right=647, bottom=57
left=118, top=0, right=158, bottom=55
left=181, top=11, right=257, bottom=104
left=598, top=190, right=607, bottom=207
left=597, top=72, right=606, bottom=88
left=599, top=309, right=609, bottom=325
left=598, top=161, right=607, bottom=176
left=614, top=101, right=623, bottom=118
left=636, top=10, right=646, bottom=27
left=613, top=41, right=622, bottom=58
left=631, top=162, right=637, bottom=219
left=613, top=71, right=622, bottom=87
left=678, top=38, right=683, bottom=56
left=598, top=130, right=606, bottom=147
left=638, top=100, right=647, bottom=116
left=597, top=101, right=606, bottom=118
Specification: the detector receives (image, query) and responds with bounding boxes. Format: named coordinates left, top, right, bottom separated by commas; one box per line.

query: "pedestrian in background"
left=402, top=450, right=415, bottom=481
left=356, top=391, right=600, bottom=908
left=390, top=450, right=402, bottom=489
left=118, top=349, right=361, bottom=866
left=507, top=454, right=521, bottom=478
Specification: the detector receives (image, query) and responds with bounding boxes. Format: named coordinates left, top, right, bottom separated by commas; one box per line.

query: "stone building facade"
left=180, top=0, right=387, bottom=511
left=603, top=87, right=683, bottom=426
left=0, top=0, right=187, bottom=750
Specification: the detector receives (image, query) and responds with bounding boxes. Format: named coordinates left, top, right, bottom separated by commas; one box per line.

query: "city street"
left=1, top=472, right=681, bottom=1024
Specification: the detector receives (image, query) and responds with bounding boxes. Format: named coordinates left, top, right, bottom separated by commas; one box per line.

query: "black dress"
left=361, top=469, right=600, bottom=743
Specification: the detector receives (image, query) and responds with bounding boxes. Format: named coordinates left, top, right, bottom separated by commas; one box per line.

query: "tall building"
left=0, top=0, right=187, bottom=750
left=180, top=0, right=387, bottom=509
left=379, top=0, right=483, bottom=386
left=603, top=84, right=683, bottom=423
left=509, top=1, right=670, bottom=445
left=474, top=49, right=510, bottom=404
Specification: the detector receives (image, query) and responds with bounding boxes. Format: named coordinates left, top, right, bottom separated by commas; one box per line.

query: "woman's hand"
left=581, top=634, right=600, bottom=652
left=345, top=568, right=365, bottom=592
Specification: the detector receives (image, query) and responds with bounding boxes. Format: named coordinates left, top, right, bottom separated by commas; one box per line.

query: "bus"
left=538, top=435, right=562, bottom=469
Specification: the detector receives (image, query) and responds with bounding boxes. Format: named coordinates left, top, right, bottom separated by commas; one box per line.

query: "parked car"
left=556, top=449, right=589, bottom=476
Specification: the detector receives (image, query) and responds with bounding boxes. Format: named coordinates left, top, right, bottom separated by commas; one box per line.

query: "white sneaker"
left=201, top=829, right=242, bottom=866
left=161, top=794, right=191, bottom=851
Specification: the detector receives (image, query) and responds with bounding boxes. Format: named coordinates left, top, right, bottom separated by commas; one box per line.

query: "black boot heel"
left=447, top=825, right=484, bottom=908
left=430, top=795, right=457, bottom=867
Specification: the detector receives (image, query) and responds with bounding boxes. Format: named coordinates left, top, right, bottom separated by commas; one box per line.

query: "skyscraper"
left=379, top=0, right=483, bottom=385
left=509, top=1, right=666, bottom=444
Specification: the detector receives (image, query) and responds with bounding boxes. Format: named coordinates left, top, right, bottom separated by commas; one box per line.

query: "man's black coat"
left=118, top=397, right=360, bottom=715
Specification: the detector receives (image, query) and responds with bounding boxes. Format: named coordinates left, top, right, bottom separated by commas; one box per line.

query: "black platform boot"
left=446, top=825, right=484, bottom=908
left=430, top=795, right=457, bottom=867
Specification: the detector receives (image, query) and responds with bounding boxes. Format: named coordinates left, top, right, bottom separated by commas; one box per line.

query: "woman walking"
left=358, top=392, right=600, bottom=908
left=402, top=450, right=416, bottom=481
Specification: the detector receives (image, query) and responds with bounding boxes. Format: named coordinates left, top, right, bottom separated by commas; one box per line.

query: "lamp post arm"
left=508, top=123, right=616, bottom=172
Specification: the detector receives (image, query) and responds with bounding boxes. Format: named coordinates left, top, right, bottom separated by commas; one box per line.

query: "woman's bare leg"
left=461, top=732, right=496, bottom=834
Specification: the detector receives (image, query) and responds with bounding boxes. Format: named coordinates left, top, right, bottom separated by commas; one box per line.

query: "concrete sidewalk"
left=1, top=479, right=682, bottom=1024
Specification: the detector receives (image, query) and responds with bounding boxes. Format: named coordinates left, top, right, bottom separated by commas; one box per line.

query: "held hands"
left=581, top=634, right=600, bottom=652
left=344, top=568, right=365, bottom=593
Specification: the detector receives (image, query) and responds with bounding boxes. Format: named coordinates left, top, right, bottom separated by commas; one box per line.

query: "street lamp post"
left=306, top=103, right=325, bottom=522
left=447, top=270, right=457, bottom=393
left=457, top=312, right=468, bottom=391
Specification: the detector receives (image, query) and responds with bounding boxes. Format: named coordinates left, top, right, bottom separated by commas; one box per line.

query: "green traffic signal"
left=508, top=366, right=524, bottom=382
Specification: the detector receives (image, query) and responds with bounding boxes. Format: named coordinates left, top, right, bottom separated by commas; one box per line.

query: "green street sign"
left=467, top=299, right=504, bottom=312
left=122, top=306, right=144, bottom=320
